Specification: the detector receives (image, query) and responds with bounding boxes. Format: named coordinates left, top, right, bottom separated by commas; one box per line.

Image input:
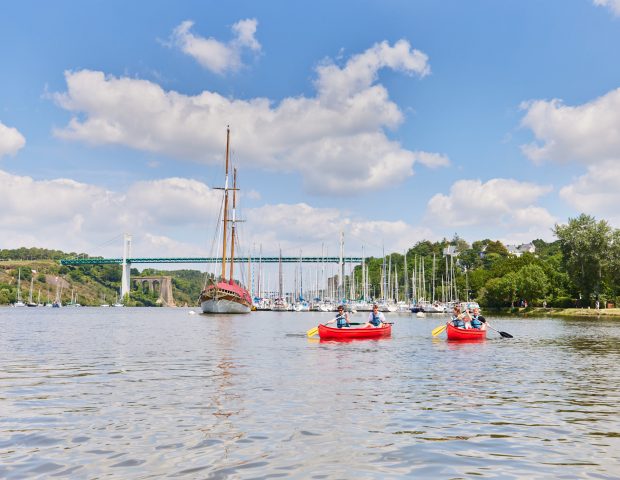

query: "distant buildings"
left=505, top=242, right=536, bottom=257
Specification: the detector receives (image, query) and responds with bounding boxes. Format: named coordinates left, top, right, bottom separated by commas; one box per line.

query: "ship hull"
left=201, top=298, right=251, bottom=314
left=199, top=281, right=252, bottom=314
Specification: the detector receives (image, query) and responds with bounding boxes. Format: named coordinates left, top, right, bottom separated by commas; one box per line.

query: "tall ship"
left=199, top=127, right=252, bottom=314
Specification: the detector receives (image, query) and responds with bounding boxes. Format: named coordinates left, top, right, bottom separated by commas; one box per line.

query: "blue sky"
left=1, top=0, right=620, bottom=267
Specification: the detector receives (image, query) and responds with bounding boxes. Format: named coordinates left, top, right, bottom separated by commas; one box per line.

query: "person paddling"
left=470, top=307, right=486, bottom=330
left=450, top=305, right=466, bottom=328
left=364, top=304, right=387, bottom=328
left=325, top=305, right=350, bottom=328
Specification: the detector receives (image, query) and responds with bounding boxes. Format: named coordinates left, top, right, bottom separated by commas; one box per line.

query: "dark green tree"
left=553, top=214, right=612, bottom=305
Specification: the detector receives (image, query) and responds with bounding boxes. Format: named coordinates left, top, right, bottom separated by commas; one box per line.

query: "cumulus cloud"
left=0, top=170, right=221, bottom=257
left=170, top=19, right=261, bottom=74
left=559, top=160, right=620, bottom=224
left=0, top=169, right=431, bottom=260
left=426, top=178, right=554, bottom=229
left=245, top=202, right=433, bottom=255
left=520, top=88, right=620, bottom=165
left=593, top=0, right=620, bottom=16
left=52, top=39, right=443, bottom=194
left=0, top=122, right=26, bottom=158
left=315, top=39, right=429, bottom=103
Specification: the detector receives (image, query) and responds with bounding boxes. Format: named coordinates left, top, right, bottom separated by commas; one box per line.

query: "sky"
left=2, top=0, right=620, bottom=271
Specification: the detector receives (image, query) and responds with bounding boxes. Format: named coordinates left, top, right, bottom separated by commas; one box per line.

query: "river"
left=1, top=308, right=619, bottom=479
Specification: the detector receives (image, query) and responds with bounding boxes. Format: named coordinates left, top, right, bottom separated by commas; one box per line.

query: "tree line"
left=1, top=213, right=618, bottom=308
left=354, top=214, right=619, bottom=309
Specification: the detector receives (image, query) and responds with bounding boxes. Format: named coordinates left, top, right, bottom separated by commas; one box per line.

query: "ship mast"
left=221, top=126, right=231, bottom=281
left=229, top=168, right=237, bottom=284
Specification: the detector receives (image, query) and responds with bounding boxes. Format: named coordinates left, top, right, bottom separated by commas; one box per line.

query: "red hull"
left=446, top=322, right=486, bottom=341
left=318, top=324, right=391, bottom=340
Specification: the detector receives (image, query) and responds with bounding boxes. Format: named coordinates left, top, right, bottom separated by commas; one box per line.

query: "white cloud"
left=593, top=0, right=620, bottom=16
left=426, top=178, right=554, bottom=228
left=52, top=39, right=443, bottom=195
left=315, top=39, right=430, bottom=103
left=245, top=202, right=433, bottom=255
left=0, top=170, right=220, bottom=257
left=0, top=169, right=430, bottom=260
left=520, top=88, right=620, bottom=165
left=559, top=160, right=620, bottom=224
left=412, top=151, right=450, bottom=169
left=170, top=19, right=261, bottom=74
left=0, top=122, right=26, bottom=158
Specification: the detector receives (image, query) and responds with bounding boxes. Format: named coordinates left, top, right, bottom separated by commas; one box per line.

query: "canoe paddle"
left=476, top=316, right=513, bottom=338
left=306, top=326, right=319, bottom=337
left=431, top=324, right=447, bottom=336
left=485, top=323, right=513, bottom=338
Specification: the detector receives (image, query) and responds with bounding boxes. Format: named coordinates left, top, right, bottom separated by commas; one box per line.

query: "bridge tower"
left=120, top=234, right=132, bottom=300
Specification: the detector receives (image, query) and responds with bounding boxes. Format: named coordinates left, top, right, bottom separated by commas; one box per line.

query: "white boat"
left=354, top=301, right=373, bottom=312
left=14, top=269, right=26, bottom=307
left=293, top=300, right=310, bottom=312
left=459, top=301, right=481, bottom=313
left=199, top=127, right=252, bottom=314
left=272, top=298, right=288, bottom=311
left=420, top=301, right=446, bottom=313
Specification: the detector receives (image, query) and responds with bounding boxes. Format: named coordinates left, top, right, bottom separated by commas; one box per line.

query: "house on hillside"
left=506, top=242, right=536, bottom=257
left=443, top=245, right=459, bottom=257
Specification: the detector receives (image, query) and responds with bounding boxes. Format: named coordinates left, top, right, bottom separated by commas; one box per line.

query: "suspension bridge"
left=59, top=235, right=364, bottom=299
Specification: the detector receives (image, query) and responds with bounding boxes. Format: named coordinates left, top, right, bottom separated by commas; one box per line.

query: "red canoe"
left=446, top=322, right=486, bottom=340
left=318, top=324, right=392, bottom=340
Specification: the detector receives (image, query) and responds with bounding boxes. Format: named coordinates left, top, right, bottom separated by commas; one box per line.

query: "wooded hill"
left=0, top=252, right=205, bottom=306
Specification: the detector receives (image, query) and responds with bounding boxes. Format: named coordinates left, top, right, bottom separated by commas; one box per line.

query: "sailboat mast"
left=432, top=253, right=436, bottom=303
left=258, top=245, right=262, bottom=297
left=229, top=168, right=237, bottom=283
left=221, top=126, right=231, bottom=281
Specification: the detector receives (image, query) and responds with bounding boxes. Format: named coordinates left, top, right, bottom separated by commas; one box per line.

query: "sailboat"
left=14, top=268, right=26, bottom=307
left=272, top=248, right=288, bottom=311
left=199, top=127, right=252, bottom=314
left=26, top=274, right=37, bottom=307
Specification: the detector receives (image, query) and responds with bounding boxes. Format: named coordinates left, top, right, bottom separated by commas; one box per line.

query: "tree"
left=485, top=240, right=509, bottom=256
left=481, top=272, right=517, bottom=307
left=554, top=214, right=612, bottom=304
left=515, top=264, right=548, bottom=304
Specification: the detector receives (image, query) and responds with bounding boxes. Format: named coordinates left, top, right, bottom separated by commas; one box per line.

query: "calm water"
left=1, top=308, right=619, bottom=479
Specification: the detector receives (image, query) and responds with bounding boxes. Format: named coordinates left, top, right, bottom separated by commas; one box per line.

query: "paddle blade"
left=306, top=326, right=319, bottom=337
left=499, top=330, right=513, bottom=338
left=432, top=324, right=447, bottom=337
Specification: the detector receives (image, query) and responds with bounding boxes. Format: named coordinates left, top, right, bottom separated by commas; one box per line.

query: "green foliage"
left=554, top=214, right=612, bottom=304
left=515, top=264, right=548, bottom=304
left=485, top=240, right=509, bottom=257
left=0, top=217, right=617, bottom=309
left=481, top=274, right=517, bottom=307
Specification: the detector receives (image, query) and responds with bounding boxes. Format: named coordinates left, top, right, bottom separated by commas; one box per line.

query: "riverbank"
left=488, top=306, right=620, bottom=318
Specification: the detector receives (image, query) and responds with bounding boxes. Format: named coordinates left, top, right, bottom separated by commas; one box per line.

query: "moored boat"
left=317, top=323, right=391, bottom=340
left=200, top=127, right=251, bottom=315
left=446, top=322, right=486, bottom=341
left=201, top=281, right=252, bottom=313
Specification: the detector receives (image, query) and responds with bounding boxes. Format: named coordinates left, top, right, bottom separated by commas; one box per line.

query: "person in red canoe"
left=325, top=305, right=351, bottom=328
left=364, top=303, right=387, bottom=328
left=470, top=307, right=486, bottom=330
left=450, top=305, right=467, bottom=328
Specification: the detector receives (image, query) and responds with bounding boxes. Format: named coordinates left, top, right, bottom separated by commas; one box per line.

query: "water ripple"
left=0, top=309, right=619, bottom=478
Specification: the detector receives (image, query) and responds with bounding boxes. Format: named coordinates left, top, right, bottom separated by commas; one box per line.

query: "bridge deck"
left=60, top=257, right=364, bottom=266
